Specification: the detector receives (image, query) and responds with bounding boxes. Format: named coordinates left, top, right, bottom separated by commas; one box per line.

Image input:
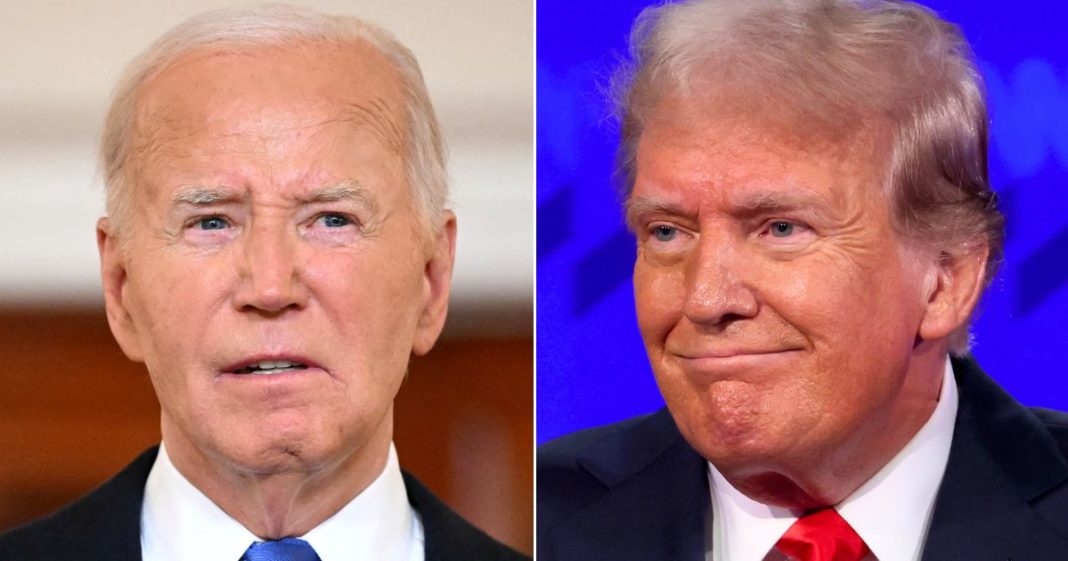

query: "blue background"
left=537, top=1, right=1068, bottom=444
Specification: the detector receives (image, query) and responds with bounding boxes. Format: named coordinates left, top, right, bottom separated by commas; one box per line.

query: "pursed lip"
left=673, top=348, right=802, bottom=360
left=670, top=349, right=802, bottom=379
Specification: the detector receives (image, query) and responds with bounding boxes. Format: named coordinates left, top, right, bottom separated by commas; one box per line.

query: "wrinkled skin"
left=98, top=41, right=455, bottom=537
left=628, top=98, right=986, bottom=508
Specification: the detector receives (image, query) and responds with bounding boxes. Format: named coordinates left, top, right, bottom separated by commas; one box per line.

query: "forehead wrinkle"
left=339, top=97, right=405, bottom=155
left=727, top=188, right=834, bottom=217
left=129, top=114, right=194, bottom=178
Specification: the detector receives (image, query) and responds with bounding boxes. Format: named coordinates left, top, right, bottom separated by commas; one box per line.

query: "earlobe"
left=917, top=245, right=990, bottom=343
left=412, top=211, right=457, bottom=356
left=97, top=218, right=145, bottom=362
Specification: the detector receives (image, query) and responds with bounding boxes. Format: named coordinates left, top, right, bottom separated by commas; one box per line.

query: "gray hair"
left=101, top=4, right=448, bottom=236
left=613, top=0, right=1004, bottom=354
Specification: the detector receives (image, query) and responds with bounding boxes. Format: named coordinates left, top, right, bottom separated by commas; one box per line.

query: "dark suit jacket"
left=538, top=356, right=1068, bottom=560
left=0, top=447, right=528, bottom=561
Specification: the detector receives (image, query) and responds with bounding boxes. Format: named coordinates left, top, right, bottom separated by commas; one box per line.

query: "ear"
left=917, top=243, right=990, bottom=344
left=412, top=211, right=457, bottom=356
left=97, top=217, right=145, bottom=362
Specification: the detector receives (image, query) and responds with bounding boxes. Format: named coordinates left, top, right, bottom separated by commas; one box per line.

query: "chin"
left=670, top=401, right=786, bottom=468
left=696, top=440, right=785, bottom=472
left=687, top=427, right=771, bottom=464
left=226, top=435, right=340, bottom=474
left=206, top=415, right=346, bottom=474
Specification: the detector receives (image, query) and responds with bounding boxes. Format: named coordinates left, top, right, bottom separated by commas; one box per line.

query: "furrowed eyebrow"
left=728, top=191, right=835, bottom=222
left=624, top=196, right=692, bottom=232
left=306, top=181, right=380, bottom=215
left=173, top=186, right=240, bottom=205
left=624, top=189, right=836, bottom=232
left=169, top=181, right=381, bottom=231
left=170, top=182, right=377, bottom=207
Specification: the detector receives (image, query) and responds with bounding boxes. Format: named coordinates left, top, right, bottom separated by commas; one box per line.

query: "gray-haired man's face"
left=98, top=42, right=455, bottom=478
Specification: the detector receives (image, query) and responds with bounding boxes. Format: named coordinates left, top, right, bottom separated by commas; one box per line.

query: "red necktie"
left=774, top=508, right=871, bottom=561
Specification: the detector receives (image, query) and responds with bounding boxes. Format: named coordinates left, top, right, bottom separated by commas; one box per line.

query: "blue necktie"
left=239, top=537, right=322, bottom=561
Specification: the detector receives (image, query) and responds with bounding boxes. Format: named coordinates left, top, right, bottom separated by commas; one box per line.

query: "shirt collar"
left=302, top=443, right=419, bottom=561
left=707, top=357, right=958, bottom=561
left=141, top=442, right=420, bottom=561
left=837, top=357, right=957, bottom=561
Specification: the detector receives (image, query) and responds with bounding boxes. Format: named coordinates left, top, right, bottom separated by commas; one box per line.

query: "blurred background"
left=0, top=0, right=532, bottom=554
left=537, top=0, right=1068, bottom=444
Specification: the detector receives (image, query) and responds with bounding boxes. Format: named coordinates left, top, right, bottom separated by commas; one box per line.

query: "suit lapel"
left=922, top=357, right=1068, bottom=559
left=0, top=446, right=156, bottom=560
left=549, top=410, right=709, bottom=561
left=73, top=446, right=155, bottom=561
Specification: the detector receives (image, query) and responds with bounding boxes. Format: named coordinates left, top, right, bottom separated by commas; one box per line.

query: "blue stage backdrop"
left=537, top=1, right=1068, bottom=444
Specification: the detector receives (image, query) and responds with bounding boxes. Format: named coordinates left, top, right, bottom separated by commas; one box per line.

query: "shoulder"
left=539, top=408, right=689, bottom=469
left=922, top=357, right=1068, bottom=554
left=402, top=472, right=529, bottom=561
left=1027, top=406, right=1068, bottom=431
left=537, top=410, right=709, bottom=561
left=0, top=447, right=157, bottom=561
left=952, top=355, right=1068, bottom=462
left=537, top=409, right=697, bottom=523
left=538, top=411, right=665, bottom=468
left=539, top=411, right=667, bottom=495
left=1028, top=407, right=1068, bottom=457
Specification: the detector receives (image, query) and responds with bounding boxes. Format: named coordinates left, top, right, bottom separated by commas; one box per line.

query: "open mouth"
left=231, top=360, right=309, bottom=375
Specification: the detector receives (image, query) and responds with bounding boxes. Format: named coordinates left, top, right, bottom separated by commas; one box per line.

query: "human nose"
left=233, top=219, right=308, bottom=314
left=682, top=231, right=758, bottom=327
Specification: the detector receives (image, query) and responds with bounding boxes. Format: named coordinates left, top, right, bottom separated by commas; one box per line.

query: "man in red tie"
left=538, top=1, right=1068, bottom=559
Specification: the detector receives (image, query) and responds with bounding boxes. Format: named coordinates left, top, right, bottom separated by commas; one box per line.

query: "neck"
left=725, top=346, right=948, bottom=509
left=160, top=413, right=393, bottom=539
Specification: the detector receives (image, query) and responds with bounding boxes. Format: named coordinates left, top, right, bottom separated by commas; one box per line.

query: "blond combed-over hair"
left=613, top=0, right=1004, bottom=354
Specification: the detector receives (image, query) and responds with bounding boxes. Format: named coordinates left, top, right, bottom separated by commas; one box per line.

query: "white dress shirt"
left=141, top=442, right=424, bottom=561
left=706, top=357, right=958, bottom=561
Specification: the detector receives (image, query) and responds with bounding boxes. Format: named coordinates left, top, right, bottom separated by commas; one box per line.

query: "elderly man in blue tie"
left=0, top=5, right=527, bottom=561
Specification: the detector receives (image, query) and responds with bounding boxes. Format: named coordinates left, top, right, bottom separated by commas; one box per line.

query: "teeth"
left=233, top=360, right=308, bottom=374
left=253, top=367, right=293, bottom=375
left=255, top=360, right=297, bottom=369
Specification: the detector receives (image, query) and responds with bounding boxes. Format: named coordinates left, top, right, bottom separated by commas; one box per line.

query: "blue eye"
left=769, top=221, right=795, bottom=237
left=197, top=217, right=228, bottom=230
left=653, top=225, right=677, bottom=242
left=319, top=214, right=350, bottom=228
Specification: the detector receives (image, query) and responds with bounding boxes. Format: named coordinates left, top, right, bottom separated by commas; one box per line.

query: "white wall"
left=0, top=0, right=533, bottom=335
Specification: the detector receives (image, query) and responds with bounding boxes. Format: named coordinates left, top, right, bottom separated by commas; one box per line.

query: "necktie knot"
left=775, top=508, right=870, bottom=561
left=239, top=537, right=322, bottom=561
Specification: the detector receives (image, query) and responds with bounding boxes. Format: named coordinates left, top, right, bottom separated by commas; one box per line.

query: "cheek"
left=765, top=247, right=894, bottom=343
left=303, top=243, right=425, bottom=344
left=122, top=259, right=220, bottom=418
left=773, top=249, right=921, bottom=403
left=634, top=261, right=687, bottom=341
left=126, top=252, right=229, bottom=352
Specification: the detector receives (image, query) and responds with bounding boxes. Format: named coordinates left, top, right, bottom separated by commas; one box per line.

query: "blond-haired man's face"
left=628, top=100, right=948, bottom=505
